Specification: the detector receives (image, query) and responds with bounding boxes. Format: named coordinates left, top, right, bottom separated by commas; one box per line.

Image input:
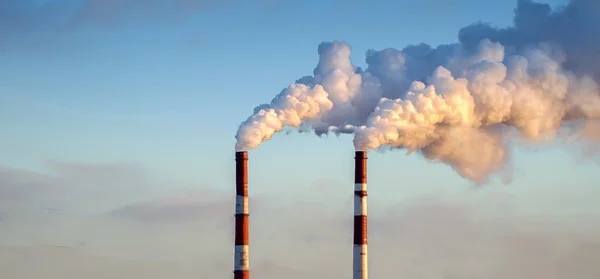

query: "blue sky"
left=1, top=0, right=597, bottom=204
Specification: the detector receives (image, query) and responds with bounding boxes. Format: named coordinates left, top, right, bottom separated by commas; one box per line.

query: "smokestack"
left=354, top=151, right=368, bottom=279
left=234, top=151, right=249, bottom=279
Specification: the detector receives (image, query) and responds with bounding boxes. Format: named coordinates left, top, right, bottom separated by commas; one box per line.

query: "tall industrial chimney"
left=234, top=151, right=249, bottom=279
left=354, top=151, right=368, bottom=279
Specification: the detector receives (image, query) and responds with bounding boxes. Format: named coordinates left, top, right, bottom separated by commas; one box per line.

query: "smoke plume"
left=235, top=0, right=600, bottom=181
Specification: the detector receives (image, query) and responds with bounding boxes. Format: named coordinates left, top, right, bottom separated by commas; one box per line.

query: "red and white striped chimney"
left=234, top=151, right=249, bottom=279
left=354, top=151, right=368, bottom=279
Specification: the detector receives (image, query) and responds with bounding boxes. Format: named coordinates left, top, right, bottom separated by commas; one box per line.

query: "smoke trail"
left=235, top=0, right=600, bottom=181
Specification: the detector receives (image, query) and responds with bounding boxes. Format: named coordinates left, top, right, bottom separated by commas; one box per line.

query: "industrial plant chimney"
left=354, top=151, right=368, bottom=279
left=234, top=151, right=249, bottom=279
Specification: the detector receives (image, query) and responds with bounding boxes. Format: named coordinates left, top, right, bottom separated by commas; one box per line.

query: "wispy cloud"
left=0, top=0, right=245, bottom=49
left=1, top=162, right=600, bottom=278
left=1, top=0, right=234, bottom=28
left=0, top=160, right=158, bottom=217
left=66, top=0, right=238, bottom=27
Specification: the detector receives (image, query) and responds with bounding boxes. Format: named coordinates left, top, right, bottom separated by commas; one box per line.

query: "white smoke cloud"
left=355, top=40, right=600, bottom=180
left=235, top=0, right=600, bottom=182
left=235, top=42, right=383, bottom=150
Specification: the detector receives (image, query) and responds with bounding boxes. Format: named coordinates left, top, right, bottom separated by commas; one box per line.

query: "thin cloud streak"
left=1, top=162, right=600, bottom=278
left=0, top=0, right=251, bottom=49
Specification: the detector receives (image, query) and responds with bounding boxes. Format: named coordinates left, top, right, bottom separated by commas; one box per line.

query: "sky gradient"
left=1, top=0, right=600, bottom=278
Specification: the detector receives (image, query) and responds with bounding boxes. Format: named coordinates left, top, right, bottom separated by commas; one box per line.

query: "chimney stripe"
left=235, top=195, right=249, bottom=215
left=353, top=244, right=369, bottom=279
left=234, top=215, right=249, bottom=245
left=234, top=245, right=250, bottom=270
left=354, top=183, right=367, bottom=191
left=353, top=215, right=368, bottom=244
left=354, top=194, right=368, bottom=216
left=234, top=271, right=249, bottom=279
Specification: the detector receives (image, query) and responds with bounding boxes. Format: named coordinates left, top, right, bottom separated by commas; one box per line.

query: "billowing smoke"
left=235, top=0, right=600, bottom=182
